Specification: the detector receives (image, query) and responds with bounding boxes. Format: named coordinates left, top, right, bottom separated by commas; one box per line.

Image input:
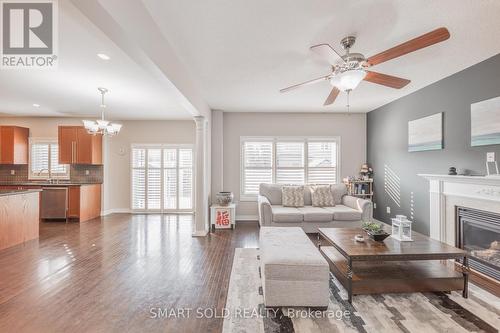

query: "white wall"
left=0, top=117, right=82, bottom=136
left=0, top=117, right=195, bottom=213
left=218, top=112, right=367, bottom=218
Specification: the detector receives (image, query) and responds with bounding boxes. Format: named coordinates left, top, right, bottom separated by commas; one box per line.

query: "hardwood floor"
left=0, top=214, right=259, bottom=333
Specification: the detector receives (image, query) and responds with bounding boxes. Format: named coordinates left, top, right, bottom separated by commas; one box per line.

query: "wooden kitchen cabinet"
left=0, top=126, right=29, bottom=164
left=58, top=126, right=76, bottom=164
left=58, top=126, right=102, bottom=165
left=67, top=186, right=80, bottom=218
left=68, top=184, right=101, bottom=222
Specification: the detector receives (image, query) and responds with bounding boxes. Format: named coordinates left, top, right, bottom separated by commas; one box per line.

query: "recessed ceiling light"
left=97, top=53, right=110, bottom=60
left=33, top=103, right=40, bottom=107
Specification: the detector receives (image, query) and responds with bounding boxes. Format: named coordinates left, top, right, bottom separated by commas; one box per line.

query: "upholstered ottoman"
left=259, top=227, right=330, bottom=307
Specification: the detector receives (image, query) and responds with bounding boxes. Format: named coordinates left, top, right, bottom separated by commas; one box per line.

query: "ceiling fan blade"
left=310, top=44, right=344, bottom=65
left=280, top=74, right=331, bottom=93
left=323, top=87, right=340, bottom=106
left=366, top=27, right=450, bottom=67
left=364, top=71, right=410, bottom=89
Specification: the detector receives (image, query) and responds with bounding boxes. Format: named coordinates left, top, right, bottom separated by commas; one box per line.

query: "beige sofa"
left=257, top=183, right=372, bottom=233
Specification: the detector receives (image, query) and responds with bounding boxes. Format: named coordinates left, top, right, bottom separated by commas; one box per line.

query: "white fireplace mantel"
left=419, top=174, right=500, bottom=245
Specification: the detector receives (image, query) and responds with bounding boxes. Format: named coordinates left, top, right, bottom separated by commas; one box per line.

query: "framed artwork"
left=408, top=112, right=443, bottom=152
left=471, top=96, right=500, bottom=147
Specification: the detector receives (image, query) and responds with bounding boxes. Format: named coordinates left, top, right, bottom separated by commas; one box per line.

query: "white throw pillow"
left=310, top=185, right=335, bottom=207
left=282, top=186, right=304, bottom=207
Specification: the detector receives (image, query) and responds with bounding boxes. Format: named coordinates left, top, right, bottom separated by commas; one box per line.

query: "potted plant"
left=362, top=222, right=390, bottom=242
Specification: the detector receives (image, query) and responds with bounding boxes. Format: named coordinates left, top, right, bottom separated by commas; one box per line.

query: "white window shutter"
left=31, top=143, right=49, bottom=175
left=276, top=142, right=304, bottom=184
left=30, top=140, right=69, bottom=179
left=243, top=142, right=273, bottom=194
left=307, top=141, right=337, bottom=184
left=132, top=146, right=193, bottom=211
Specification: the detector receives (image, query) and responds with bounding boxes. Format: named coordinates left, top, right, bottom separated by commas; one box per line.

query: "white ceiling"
left=143, top=0, right=500, bottom=113
left=2, top=1, right=500, bottom=118
left=0, top=1, right=192, bottom=119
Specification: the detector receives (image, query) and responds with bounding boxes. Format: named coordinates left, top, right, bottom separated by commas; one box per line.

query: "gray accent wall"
left=367, top=54, right=500, bottom=235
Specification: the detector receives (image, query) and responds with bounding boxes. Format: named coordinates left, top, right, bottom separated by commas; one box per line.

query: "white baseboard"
left=101, top=208, right=131, bottom=216
left=236, top=215, right=259, bottom=222
left=192, top=230, right=209, bottom=237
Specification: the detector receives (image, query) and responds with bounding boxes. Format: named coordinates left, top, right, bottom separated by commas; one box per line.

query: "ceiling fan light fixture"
left=330, top=69, right=367, bottom=92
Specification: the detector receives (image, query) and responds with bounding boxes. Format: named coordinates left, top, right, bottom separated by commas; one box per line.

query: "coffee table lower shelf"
left=320, top=246, right=464, bottom=297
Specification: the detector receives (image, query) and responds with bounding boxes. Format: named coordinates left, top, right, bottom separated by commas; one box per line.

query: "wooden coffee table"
left=318, top=227, right=469, bottom=303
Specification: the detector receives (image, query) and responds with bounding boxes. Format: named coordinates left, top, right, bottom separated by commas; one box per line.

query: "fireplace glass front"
left=457, top=207, right=500, bottom=281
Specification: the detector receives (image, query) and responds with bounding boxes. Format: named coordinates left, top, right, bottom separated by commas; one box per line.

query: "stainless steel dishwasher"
left=40, top=187, right=68, bottom=220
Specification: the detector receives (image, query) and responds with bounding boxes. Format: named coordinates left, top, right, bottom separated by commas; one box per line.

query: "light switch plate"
left=487, top=152, right=496, bottom=162
left=10, top=170, right=15, bottom=175
left=386, top=206, right=391, bottom=214
left=85, top=170, right=90, bottom=175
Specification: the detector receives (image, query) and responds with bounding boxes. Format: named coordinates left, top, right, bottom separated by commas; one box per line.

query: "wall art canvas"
left=471, top=96, right=500, bottom=147
left=408, top=112, right=443, bottom=152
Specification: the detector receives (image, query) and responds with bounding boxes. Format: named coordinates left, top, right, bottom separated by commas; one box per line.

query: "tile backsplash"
left=70, top=165, right=103, bottom=183
left=0, top=164, right=103, bottom=183
left=0, top=165, right=28, bottom=182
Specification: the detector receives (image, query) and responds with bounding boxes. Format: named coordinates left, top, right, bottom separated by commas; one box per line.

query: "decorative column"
left=428, top=178, right=445, bottom=242
left=193, top=116, right=209, bottom=236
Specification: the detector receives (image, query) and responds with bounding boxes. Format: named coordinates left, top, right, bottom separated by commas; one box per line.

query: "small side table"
left=210, top=204, right=236, bottom=231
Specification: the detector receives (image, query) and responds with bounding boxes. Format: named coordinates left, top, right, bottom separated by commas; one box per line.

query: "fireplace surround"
left=420, top=174, right=500, bottom=295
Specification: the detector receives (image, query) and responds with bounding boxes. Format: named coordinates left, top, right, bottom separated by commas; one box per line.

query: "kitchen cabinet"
left=0, top=190, right=40, bottom=250
left=0, top=184, right=101, bottom=222
left=0, top=126, right=29, bottom=164
left=58, top=126, right=102, bottom=165
left=68, top=184, right=101, bottom=222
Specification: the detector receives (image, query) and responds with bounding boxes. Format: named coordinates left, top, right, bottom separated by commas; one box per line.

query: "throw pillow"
left=310, top=185, right=335, bottom=207
left=330, top=183, right=347, bottom=205
left=282, top=186, right=304, bottom=207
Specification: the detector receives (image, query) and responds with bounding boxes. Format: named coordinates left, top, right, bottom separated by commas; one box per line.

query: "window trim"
left=130, top=143, right=194, bottom=213
left=240, top=136, right=341, bottom=201
left=28, top=138, right=70, bottom=180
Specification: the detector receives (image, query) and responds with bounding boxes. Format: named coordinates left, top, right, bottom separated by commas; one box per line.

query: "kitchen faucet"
left=37, top=168, right=56, bottom=183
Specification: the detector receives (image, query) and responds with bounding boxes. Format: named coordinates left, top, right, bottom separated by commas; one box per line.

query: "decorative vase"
left=216, top=192, right=233, bottom=206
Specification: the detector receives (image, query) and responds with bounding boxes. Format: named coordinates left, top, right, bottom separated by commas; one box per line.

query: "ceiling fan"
left=280, top=27, right=450, bottom=107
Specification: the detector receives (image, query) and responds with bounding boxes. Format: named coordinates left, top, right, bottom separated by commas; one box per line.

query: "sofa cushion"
left=324, top=205, right=362, bottom=221
left=331, top=184, right=348, bottom=204
left=310, top=185, right=334, bottom=207
left=271, top=205, right=303, bottom=223
left=303, top=185, right=312, bottom=206
left=282, top=185, right=304, bottom=207
left=259, top=183, right=283, bottom=205
left=298, top=206, right=333, bottom=222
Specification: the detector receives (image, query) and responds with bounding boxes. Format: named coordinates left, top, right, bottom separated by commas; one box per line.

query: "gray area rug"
left=223, top=248, right=500, bottom=333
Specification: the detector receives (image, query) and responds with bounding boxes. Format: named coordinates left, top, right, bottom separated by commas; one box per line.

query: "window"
left=29, top=139, right=69, bottom=179
left=241, top=137, right=339, bottom=199
left=131, top=145, right=193, bottom=212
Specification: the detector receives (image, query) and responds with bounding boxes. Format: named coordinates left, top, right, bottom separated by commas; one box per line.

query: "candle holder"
left=391, top=215, right=413, bottom=242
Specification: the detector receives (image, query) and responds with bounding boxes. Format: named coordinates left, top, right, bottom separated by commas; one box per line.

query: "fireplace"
left=457, top=207, right=500, bottom=281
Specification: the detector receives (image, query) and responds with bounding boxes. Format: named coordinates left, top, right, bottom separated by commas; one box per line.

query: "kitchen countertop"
left=0, top=182, right=102, bottom=186
left=0, top=189, right=42, bottom=197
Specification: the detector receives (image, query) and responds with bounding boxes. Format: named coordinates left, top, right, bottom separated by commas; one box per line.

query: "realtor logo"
left=1, top=0, right=58, bottom=68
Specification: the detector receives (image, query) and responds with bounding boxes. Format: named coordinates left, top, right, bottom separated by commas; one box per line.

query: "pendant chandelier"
left=83, top=87, right=122, bottom=136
